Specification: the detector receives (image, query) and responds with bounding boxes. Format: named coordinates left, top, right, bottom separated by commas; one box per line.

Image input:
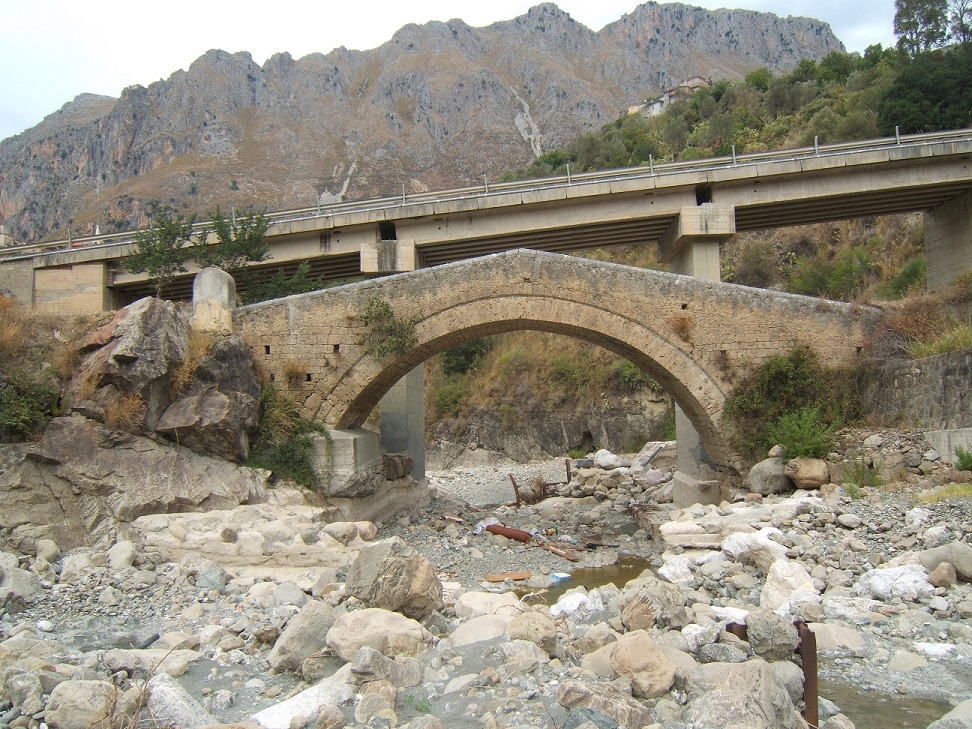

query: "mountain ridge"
left=0, top=2, right=843, bottom=242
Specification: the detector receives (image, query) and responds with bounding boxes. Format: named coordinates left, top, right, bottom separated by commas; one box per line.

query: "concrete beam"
left=33, top=261, right=108, bottom=313
left=657, top=204, right=736, bottom=270
left=926, top=189, right=972, bottom=292
left=361, top=239, right=417, bottom=273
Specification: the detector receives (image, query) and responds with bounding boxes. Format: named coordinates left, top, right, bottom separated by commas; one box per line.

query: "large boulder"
left=155, top=336, right=261, bottom=462
left=684, top=659, right=803, bottom=728
left=0, top=415, right=268, bottom=551
left=746, top=608, right=800, bottom=662
left=760, top=560, right=820, bottom=616
left=609, top=630, right=677, bottom=699
left=268, top=600, right=338, bottom=672
left=617, top=573, right=688, bottom=631
left=325, top=608, right=433, bottom=661
left=918, top=540, right=972, bottom=582
left=0, top=551, right=43, bottom=612
left=855, top=564, right=935, bottom=601
left=45, top=680, right=139, bottom=729
left=557, top=680, right=655, bottom=729
left=345, top=537, right=443, bottom=620
left=745, top=458, right=793, bottom=496
left=72, top=297, right=189, bottom=429
left=784, top=457, right=829, bottom=490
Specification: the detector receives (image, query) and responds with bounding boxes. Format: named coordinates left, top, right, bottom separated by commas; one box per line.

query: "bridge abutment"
left=926, top=189, right=972, bottom=292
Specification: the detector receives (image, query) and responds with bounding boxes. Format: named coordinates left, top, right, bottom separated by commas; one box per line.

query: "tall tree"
left=952, top=0, right=972, bottom=44
left=194, top=207, right=271, bottom=273
left=895, top=0, right=950, bottom=55
left=123, top=208, right=196, bottom=298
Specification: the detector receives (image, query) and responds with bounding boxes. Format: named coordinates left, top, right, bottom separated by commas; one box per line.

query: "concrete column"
left=191, top=267, right=236, bottom=335
left=926, top=190, right=972, bottom=292
left=32, top=261, right=108, bottom=313
left=379, top=364, right=426, bottom=480
left=659, top=204, right=735, bottom=506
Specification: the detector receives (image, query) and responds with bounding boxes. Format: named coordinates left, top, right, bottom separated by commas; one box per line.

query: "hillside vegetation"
left=427, top=43, right=972, bottom=458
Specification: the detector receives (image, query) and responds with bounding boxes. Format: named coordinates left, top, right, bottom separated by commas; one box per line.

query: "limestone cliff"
left=0, top=2, right=842, bottom=242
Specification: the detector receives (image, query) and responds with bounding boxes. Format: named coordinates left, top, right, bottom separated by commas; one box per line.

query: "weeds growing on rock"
left=916, top=482, right=972, bottom=504
left=104, top=393, right=146, bottom=431
left=955, top=445, right=972, bottom=472
left=172, top=331, right=214, bottom=394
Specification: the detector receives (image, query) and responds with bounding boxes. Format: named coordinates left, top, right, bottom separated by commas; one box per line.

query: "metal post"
left=231, top=207, right=236, bottom=228
left=483, top=171, right=489, bottom=195
left=814, top=136, right=820, bottom=156
left=566, top=163, right=572, bottom=185
left=732, top=145, right=737, bottom=165
left=649, top=154, right=654, bottom=175
left=895, top=125, right=901, bottom=145
left=402, top=183, right=406, bottom=205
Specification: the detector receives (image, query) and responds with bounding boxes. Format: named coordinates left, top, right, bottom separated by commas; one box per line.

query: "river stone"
left=930, top=561, right=958, bottom=588
left=684, top=658, right=801, bottom=728
left=345, top=536, right=443, bottom=620
left=722, top=528, right=788, bottom=572
left=0, top=554, right=43, bottom=612
left=454, top=590, right=521, bottom=619
left=609, top=630, right=677, bottom=699
left=147, top=672, right=218, bottom=728
left=45, top=680, right=138, bottom=729
left=268, top=600, right=338, bottom=672
left=927, top=698, right=972, bottom=728
left=557, top=679, right=655, bottom=729
left=250, top=664, right=355, bottom=729
left=745, top=458, right=792, bottom=495
left=918, top=540, right=972, bottom=582
left=326, top=608, right=433, bottom=661
left=746, top=608, right=799, bottom=661
left=784, top=457, right=829, bottom=490
left=759, top=560, right=820, bottom=616
left=508, top=609, right=558, bottom=655
left=618, top=573, right=688, bottom=631
left=855, top=564, right=934, bottom=601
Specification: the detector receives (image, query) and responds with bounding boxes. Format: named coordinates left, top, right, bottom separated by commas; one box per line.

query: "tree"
left=194, top=207, right=271, bottom=273
left=123, top=208, right=195, bottom=298
left=895, top=0, right=950, bottom=55
left=952, top=0, right=972, bottom=44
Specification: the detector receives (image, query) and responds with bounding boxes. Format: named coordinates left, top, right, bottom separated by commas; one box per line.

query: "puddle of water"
left=528, top=557, right=654, bottom=603
left=819, top=678, right=953, bottom=729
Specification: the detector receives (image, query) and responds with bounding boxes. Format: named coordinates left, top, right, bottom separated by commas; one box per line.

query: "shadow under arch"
left=327, top=296, right=737, bottom=473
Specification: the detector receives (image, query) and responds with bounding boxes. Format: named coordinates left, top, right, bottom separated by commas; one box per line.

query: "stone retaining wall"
left=868, top=349, right=972, bottom=431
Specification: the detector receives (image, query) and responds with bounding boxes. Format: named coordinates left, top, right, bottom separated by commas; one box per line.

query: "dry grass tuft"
left=172, top=331, right=215, bottom=394
left=0, top=298, right=27, bottom=357
left=669, top=314, right=693, bottom=342
left=105, top=392, right=146, bottom=431
left=915, top=482, right=972, bottom=504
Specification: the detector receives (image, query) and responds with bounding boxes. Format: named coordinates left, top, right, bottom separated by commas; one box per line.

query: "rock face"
left=0, top=414, right=267, bottom=552
left=71, top=298, right=262, bottom=463
left=0, top=5, right=842, bottom=243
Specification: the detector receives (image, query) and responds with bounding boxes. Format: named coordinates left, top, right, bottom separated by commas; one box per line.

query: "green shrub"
left=361, top=297, right=418, bottom=358
left=433, top=379, right=468, bottom=416
left=442, top=338, right=492, bottom=376
left=884, top=256, right=926, bottom=299
left=843, top=452, right=880, bottom=495
left=247, top=385, right=327, bottom=490
left=725, top=348, right=867, bottom=461
left=613, top=359, right=656, bottom=393
left=766, top=408, right=833, bottom=458
left=956, top=445, right=972, bottom=472
left=0, top=371, right=59, bottom=442
left=551, top=354, right=585, bottom=389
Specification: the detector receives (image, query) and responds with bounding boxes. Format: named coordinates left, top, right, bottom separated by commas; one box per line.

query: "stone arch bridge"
left=235, top=249, right=879, bottom=487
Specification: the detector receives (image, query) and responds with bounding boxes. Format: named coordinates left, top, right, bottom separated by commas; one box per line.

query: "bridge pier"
left=926, top=189, right=972, bottom=292
left=659, top=204, right=735, bottom=506
left=379, top=364, right=426, bottom=481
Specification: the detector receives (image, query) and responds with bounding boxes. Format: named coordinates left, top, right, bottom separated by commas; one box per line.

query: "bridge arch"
left=332, top=296, right=733, bottom=468
left=237, top=249, right=877, bottom=478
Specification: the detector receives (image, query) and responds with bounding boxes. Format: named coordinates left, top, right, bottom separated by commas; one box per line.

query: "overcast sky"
left=1, top=1, right=895, bottom=143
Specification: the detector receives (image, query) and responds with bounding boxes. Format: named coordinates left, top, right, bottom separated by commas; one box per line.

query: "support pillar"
left=659, top=203, right=735, bottom=506
left=926, top=189, right=972, bottom=292
left=379, top=364, right=426, bottom=480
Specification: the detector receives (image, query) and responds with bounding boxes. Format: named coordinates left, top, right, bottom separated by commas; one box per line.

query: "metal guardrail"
left=2, top=127, right=971, bottom=263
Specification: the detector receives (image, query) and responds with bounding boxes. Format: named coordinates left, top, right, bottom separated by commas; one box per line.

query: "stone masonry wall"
left=868, top=349, right=972, bottom=430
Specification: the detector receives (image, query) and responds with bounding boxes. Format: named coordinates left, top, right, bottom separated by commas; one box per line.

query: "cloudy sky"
left=1, top=1, right=895, bottom=142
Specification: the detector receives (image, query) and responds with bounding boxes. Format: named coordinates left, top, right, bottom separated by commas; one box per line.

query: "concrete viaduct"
left=2, top=129, right=971, bottom=313
left=234, top=249, right=880, bottom=501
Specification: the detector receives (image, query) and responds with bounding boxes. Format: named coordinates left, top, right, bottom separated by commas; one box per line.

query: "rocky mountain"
left=0, top=2, right=842, bottom=243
